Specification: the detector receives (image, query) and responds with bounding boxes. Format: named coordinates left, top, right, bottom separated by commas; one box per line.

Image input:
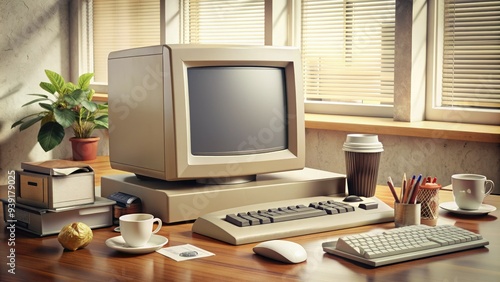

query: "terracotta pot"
left=70, top=137, right=100, bottom=161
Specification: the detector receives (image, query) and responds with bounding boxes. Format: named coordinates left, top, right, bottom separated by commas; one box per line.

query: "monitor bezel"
left=167, top=45, right=305, bottom=181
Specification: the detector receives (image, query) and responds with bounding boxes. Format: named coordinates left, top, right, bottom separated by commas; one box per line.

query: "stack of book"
left=1, top=160, right=116, bottom=236
left=107, top=191, right=142, bottom=224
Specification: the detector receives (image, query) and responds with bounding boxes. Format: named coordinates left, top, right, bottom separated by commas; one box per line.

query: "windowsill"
left=92, top=93, right=108, bottom=102
left=305, top=113, right=500, bottom=143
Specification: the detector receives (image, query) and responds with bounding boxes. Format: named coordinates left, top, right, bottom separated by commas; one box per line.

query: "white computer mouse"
left=253, top=240, right=307, bottom=264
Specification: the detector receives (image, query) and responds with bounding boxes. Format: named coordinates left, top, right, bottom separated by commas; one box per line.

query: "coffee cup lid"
left=343, top=134, right=384, bottom=153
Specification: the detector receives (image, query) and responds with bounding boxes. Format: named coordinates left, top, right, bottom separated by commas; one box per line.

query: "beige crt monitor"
left=107, top=44, right=305, bottom=184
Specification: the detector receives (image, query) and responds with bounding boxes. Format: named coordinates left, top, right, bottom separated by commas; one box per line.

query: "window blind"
left=442, top=0, right=500, bottom=109
left=183, top=0, right=264, bottom=44
left=301, top=0, right=395, bottom=105
left=92, top=0, right=160, bottom=83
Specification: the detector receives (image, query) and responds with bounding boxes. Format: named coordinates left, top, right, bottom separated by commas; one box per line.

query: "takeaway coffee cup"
left=343, top=134, right=383, bottom=197
left=119, top=213, right=162, bottom=247
left=452, top=174, right=495, bottom=210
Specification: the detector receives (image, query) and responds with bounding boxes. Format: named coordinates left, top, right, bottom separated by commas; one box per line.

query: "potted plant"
left=12, top=70, right=108, bottom=160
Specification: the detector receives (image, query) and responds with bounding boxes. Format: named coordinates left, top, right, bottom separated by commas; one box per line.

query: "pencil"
left=401, top=173, right=407, bottom=203
left=387, top=177, right=399, bottom=203
left=408, top=174, right=422, bottom=204
left=403, top=175, right=415, bottom=203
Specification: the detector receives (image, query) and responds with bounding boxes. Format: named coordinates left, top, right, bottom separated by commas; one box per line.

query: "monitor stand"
left=100, top=167, right=346, bottom=223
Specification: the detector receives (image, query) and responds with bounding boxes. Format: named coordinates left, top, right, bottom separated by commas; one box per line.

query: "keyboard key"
left=224, top=200, right=355, bottom=227
left=261, top=207, right=326, bottom=223
left=236, top=213, right=260, bottom=225
left=247, top=211, right=272, bottom=224
left=225, top=214, right=250, bottom=227
left=359, top=202, right=378, bottom=210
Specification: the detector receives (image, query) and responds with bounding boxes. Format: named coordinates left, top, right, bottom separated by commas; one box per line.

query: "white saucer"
left=440, top=202, right=496, bottom=215
left=105, top=234, right=168, bottom=254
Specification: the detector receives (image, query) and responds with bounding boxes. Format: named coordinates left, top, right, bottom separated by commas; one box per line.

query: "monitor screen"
left=108, top=44, right=304, bottom=184
left=188, top=66, right=287, bottom=156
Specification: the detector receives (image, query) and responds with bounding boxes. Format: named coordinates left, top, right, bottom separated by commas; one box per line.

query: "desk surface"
left=1, top=157, right=499, bottom=281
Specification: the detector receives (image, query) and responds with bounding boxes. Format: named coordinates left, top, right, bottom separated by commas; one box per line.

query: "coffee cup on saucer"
left=452, top=174, right=495, bottom=210
left=119, top=213, right=162, bottom=247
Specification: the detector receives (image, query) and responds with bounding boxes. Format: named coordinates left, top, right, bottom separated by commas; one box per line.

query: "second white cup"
left=119, top=213, right=162, bottom=247
left=452, top=174, right=494, bottom=210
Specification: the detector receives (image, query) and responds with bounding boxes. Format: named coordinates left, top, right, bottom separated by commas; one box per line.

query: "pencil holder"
left=417, top=183, right=441, bottom=226
left=394, top=202, right=421, bottom=227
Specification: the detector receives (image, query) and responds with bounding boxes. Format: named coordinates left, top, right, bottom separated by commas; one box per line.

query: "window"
left=89, top=0, right=160, bottom=84
left=427, top=0, right=500, bottom=125
left=301, top=0, right=395, bottom=117
left=74, top=0, right=499, bottom=125
left=77, top=0, right=265, bottom=87
left=183, top=0, right=265, bottom=44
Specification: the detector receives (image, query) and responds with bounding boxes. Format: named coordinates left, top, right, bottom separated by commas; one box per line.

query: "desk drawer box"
left=2, top=197, right=115, bottom=236
left=15, top=168, right=94, bottom=209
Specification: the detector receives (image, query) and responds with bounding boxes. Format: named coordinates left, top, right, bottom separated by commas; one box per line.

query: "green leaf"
left=81, top=100, right=97, bottom=112
left=44, top=70, right=65, bottom=94
left=87, top=88, right=95, bottom=100
left=22, top=97, right=50, bottom=107
left=26, top=93, right=49, bottom=99
left=64, top=89, right=86, bottom=107
left=94, top=116, right=108, bottom=129
left=39, top=82, right=56, bottom=94
left=66, top=82, right=77, bottom=93
left=12, top=113, right=42, bottom=129
left=78, top=73, right=94, bottom=90
left=39, top=103, right=54, bottom=111
left=37, top=122, right=65, bottom=152
left=97, top=103, right=108, bottom=110
left=28, top=93, right=49, bottom=98
left=11, top=120, right=24, bottom=129
left=54, top=108, right=76, bottom=128
left=18, top=115, right=45, bottom=131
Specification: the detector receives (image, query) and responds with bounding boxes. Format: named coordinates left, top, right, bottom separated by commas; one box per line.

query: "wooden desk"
left=1, top=158, right=499, bottom=281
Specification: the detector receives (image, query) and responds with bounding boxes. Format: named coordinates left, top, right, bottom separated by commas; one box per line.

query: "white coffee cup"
left=119, top=213, right=162, bottom=247
left=452, top=174, right=495, bottom=210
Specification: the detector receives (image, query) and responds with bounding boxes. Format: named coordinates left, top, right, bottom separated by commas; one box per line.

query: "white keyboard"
left=192, top=196, right=394, bottom=245
left=322, top=225, right=489, bottom=267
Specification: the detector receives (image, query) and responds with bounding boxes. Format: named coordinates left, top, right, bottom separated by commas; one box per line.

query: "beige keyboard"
left=323, top=225, right=489, bottom=267
left=192, top=195, right=394, bottom=245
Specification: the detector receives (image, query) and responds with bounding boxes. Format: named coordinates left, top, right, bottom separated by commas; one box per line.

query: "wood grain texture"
left=1, top=157, right=499, bottom=281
